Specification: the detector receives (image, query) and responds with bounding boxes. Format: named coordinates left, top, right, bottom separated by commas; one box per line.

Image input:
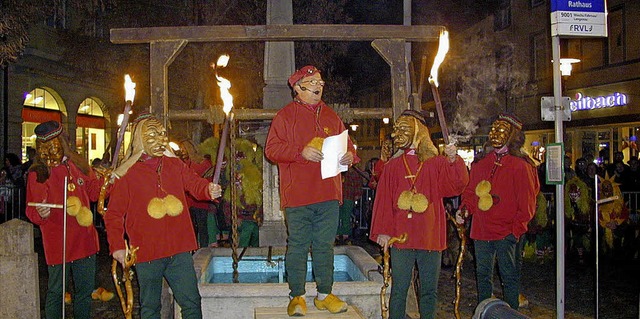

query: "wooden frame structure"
left=110, top=24, right=445, bottom=125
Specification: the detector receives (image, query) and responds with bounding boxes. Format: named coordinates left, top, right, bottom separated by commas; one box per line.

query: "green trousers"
left=337, top=199, right=354, bottom=236
left=285, top=200, right=339, bottom=297
left=45, top=254, right=96, bottom=319
left=389, top=248, right=441, bottom=319
left=207, top=212, right=220, bottom=245
left=135, top=252, right=202, bottom=319
left=238, top=220, right=260, bottom=247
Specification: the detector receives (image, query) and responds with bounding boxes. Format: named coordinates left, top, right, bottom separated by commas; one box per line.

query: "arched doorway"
left=76, top=97, right=108, bottom=163
left=21, top=87, right=66, bottom=162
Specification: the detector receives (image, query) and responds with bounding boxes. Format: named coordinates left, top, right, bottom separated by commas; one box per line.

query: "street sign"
left=551, top=0, right=607, bottom=37
left=545, top=143, right=565, bottom=185
left=541, top=96, right=572, bottom=121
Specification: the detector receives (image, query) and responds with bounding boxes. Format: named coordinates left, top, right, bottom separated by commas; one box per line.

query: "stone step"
left=255, top=305, right=366, bottom=318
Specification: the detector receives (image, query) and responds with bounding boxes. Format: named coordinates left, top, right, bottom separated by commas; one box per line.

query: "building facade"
left=466, top=0, right=640, bottom=166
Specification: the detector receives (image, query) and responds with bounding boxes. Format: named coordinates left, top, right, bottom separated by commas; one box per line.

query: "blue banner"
left=551, top=0, right=606, bottom=13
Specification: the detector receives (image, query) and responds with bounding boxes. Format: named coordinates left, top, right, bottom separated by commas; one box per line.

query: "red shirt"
left=104, top=156, right=212, bottom=263
left=461, top=152, right=540, bottom=240
left=185, top=158, right=213, bottom=210
left=26, top=160, right=101, bottom=265
left=265, top=99, right=359, bottom=208
left=342, top=167, right=364, bottom=201
left=369, top=151, right=469, bottom=250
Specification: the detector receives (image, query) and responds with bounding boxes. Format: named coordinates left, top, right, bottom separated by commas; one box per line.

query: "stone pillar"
left=259, top=0, right=295, bottom=247
left=0, top=219, right=40, bottom=318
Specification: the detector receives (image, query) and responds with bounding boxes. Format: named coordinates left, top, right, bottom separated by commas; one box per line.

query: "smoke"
left=441, top=28, right=536, bottom=142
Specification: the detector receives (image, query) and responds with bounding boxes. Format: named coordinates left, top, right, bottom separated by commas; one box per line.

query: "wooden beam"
left=149, top=40, right=187, bottom=127
left=169, top=108, right=393, bottom=121
left=372, top=39, right=408, bottom=121
left=111, top=25, right=445, bottom=44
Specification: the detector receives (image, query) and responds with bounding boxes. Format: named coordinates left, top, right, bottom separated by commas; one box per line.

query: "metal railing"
left=0, top=185, right=25, bottom=223
left=350, top=189, right=640, bottom=238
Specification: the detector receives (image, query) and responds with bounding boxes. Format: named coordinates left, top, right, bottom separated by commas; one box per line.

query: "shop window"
left=22, top=87, right=65, bottom=162
left=78, top=98, right=104, bottom=116
left=76, top=97, right=107, bottom=163
left=23, top=88, right=59, bottom=110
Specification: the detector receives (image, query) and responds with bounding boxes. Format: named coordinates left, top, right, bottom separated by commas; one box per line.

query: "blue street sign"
left=551, top=0, right=607, bottom=37
left=551, top=0, right=606, bottom=13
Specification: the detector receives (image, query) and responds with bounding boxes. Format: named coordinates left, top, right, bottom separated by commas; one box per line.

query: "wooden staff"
left=111, top=242, right=138, bottom=319
left=98, top=74, right=135, bottom=216
left=447, top=212, right=467, bottom=319
left=380, top=233, right=408, bottom=319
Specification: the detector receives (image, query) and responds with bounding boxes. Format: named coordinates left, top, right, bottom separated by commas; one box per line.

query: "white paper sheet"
left=321, top=130, right=349, bottom=179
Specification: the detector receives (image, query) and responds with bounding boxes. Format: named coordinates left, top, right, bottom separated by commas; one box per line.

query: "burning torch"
left=428, top=29, right=450, bottom=144
left=212, top=54, right=234, bottom=185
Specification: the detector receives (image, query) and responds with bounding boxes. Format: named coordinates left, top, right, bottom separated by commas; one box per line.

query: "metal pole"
left=594, top=172, right=600, bottom=319
left=552, top=34, right=565, bottom=319
left=62, top=176, right=68, bottom=318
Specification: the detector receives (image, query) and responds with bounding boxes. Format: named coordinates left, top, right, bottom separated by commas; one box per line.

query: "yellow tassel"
left=478, top=194, right=493, bottom=211
left=76, top=206, right=93, bottom=227
left=67, top=196, right=82, bottom=216
left=398, top=191, right=413, bottom=210
left=148, top=197, right=166, bottom=219
left=307, top=137, right=325, bottom=151
left=475, top=180, right=491, bottom=196
left=164, top=194, right=183, bottom=216
left=410, top=193, right=429, bottom=213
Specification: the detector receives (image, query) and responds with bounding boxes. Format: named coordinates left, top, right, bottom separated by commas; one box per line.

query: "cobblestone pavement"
left=36, top=232, right=639, bottom=318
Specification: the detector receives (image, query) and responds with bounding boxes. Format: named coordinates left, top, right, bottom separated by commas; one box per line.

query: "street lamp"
left=559, top=58, right=580, bottom=76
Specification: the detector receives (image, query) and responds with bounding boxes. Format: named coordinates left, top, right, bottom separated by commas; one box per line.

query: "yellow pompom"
left=66, top=196, right=82, bottom=216
left=397, top=191, right=413, bottom=210
left=99, top=290, right=115, bottom=302
left=410, top=193, right=429, bottom=213
left=307, top=137, right=325, bottom=151
left=478, top=194, right=493, bottom=211
left=76, top=207, right=94, bottom=227
left=65, top=292, right=72, bottom=305
left=148, top=197, right=166, bottom=219
left=92, top=287, right=105, bottom=300
left=164, top=194, right=184, bottom=216
left=475, top=180, right=491, bottom=196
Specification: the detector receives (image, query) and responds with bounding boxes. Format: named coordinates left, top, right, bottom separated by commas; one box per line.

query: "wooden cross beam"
left=110, top=25, right=444, bottom=43
left=110, top=24, right=445, bottom=126
left=169, top=107, right=392, bottom=121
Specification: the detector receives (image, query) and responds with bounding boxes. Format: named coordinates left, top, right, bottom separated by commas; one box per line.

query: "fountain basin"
left=166, top=246, right=384, bottom=318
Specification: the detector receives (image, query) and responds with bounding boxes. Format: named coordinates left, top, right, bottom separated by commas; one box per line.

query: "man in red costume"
left=26, top=120, right=102, bottom=319
left=265, top=65, right=359, bottom=316
left=179, top=139, right=215, bottom=248
left=369, top=110, right=468, bottom=319
left=458, top=113, right=539, bottom=310
left=104, top=113, right=222, bottom=319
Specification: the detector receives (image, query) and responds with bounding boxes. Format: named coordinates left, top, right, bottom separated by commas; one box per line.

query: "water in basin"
left=206, top=254, right=368, bottom=283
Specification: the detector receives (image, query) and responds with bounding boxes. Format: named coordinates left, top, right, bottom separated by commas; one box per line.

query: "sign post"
left=549, top=1, right=607, bottom=318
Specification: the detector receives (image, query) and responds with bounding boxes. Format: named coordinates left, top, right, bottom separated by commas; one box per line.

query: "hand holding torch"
left=212, top=55, right=234, bottom=185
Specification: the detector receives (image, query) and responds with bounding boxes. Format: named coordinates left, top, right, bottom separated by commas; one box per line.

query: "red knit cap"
left=288, top=65, right=320, bottom=88
left=34, top=121, right=63, bottom=142
left=498, top=113, right=522, bottom=130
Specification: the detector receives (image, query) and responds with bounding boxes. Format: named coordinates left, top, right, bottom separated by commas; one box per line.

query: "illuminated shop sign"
left=569, top=92, right=629, bottom=111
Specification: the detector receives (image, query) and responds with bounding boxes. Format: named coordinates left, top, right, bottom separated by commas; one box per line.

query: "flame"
left=216, top=54, right=229, bottom=68
left=124, top=74, right=136, bottom=103
left=213, top=55, right=233, bottom=115
left=428, top=30, right=449, bottom=88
